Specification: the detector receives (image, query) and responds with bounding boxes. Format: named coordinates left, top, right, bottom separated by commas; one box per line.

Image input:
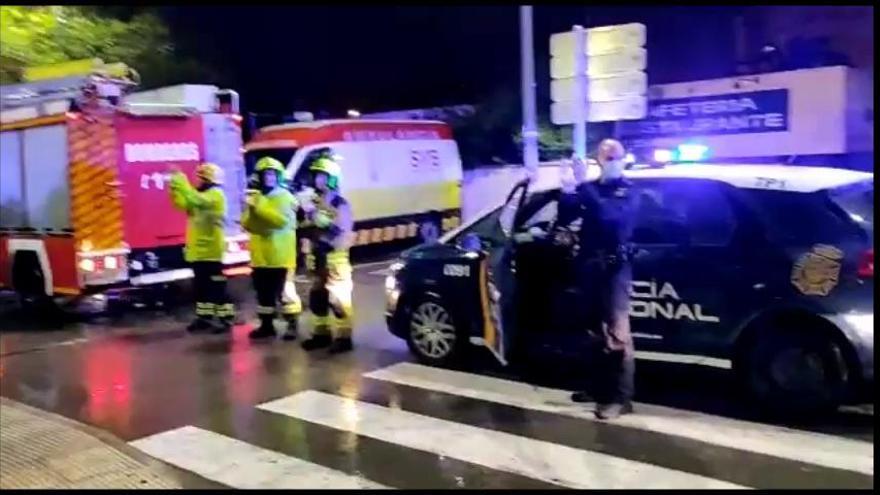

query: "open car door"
left=474, top=179, right=529, bottom=366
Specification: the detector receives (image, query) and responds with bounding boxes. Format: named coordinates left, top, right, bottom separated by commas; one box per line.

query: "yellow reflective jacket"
left=241, top=188, right=297, bottom=269
left=168, top=173, right=227, bottom=262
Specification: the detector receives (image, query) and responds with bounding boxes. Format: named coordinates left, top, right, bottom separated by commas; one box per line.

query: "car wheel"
left=405, top=297, right=465, bottom=366
left=741, top=323, right=849, bottom=415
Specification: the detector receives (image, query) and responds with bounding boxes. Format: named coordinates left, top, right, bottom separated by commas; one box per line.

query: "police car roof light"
left=653, top=149, right=674, bottom=163
left=677, top=143, right=709, bottom=162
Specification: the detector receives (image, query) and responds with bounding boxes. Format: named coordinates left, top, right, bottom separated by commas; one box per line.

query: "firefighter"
left=299, top=157, right=355, bottom=354
left=168, top=163, right=234, bottom=333
left=564, top=139, right=638, bottom=420
left=242, top=156, right=301, bottom=340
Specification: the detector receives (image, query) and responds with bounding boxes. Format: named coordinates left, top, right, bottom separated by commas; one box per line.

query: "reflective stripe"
left=347, top=214, right=461, bottom=246
left=211, top=275, right=228, bottom=282
left=256, top=305, right=276, bottom=315
left=312, top=315, right=331, bottom=327
left=282, top=301, right=302, bottom=315
left=215, top=303, right=235, bottom=318
left=196, top=302, right=216, bottom=316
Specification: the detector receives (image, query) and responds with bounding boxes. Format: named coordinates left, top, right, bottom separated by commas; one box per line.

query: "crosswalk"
left=130, top=362, right=874, bottom=489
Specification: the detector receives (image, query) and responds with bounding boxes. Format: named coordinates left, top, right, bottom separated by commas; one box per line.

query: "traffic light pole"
left=519, top=6, right=539, bottom=179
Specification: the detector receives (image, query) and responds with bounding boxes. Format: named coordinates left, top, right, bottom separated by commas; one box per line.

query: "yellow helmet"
left=309, top=157, right=342, bottom=190
left=196, top=162, right=223, bottom=185
left=255, top=156, right=285, bottom=174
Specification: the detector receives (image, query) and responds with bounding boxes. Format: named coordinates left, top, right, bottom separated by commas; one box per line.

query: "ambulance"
left=244, top=119, right=464, bottom=247
left=0, top=60, right=249, bottom=308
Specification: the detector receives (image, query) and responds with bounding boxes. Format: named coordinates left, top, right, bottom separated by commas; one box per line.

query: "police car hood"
left=401, top=241, right=462, bottom=261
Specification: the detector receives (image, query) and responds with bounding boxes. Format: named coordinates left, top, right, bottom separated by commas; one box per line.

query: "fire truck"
left=0, top=60, right=249, bottom=309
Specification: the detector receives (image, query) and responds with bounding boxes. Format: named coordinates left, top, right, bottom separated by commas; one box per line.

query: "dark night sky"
left=159, top=6, right=741, bottom=116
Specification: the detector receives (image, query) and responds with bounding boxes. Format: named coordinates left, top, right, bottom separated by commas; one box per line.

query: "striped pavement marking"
left=257, top=390, right=744, bottom=489
left=363, top=362, right=874, bottom=476
left=130, top=426, right=386, bottom=489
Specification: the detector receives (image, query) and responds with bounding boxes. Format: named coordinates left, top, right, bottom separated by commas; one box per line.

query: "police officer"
left=298, top=157, right=355, bottom=354
left=168, top=163, right=234, bottom=333
left=564, top=139, right=638, bottom=420
left=242, top=157, right=302, bottom=340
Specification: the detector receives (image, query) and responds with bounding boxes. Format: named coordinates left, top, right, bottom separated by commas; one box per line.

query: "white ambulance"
left=243, top=119, right=463, bottom=247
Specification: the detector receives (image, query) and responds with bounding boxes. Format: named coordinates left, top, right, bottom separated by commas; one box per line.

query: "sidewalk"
left=0, top=397, right=186, bottom=489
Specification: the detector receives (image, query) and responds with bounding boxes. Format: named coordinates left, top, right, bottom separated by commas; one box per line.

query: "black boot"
left=595, top=402, right=634, bottom=420
left=187, top=318, right=212, bottom=333
left=281, top=316, right=299, bottom=342
left=210, top=318, right=232, bottom=335
left=249, top=316, right=276, bottom=340
left=328, top=337, right=353, bottom=354
left=301, top=334, right=332, bottom=351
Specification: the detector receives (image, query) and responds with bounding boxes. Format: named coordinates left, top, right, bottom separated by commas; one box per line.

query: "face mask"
left=600, top=159, right=625, bottom=182
left=260, top=172, right=279, bottom=194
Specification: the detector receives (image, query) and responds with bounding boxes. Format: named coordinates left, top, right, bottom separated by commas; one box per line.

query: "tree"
left=0, top=6, right=217, bottom=87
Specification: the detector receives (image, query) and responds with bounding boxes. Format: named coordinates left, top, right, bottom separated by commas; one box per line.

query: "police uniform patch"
left=791, top=244, right=844, bottom=296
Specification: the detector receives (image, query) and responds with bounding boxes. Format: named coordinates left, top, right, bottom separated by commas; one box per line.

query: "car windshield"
left=828, top=179, right=873, bottom=232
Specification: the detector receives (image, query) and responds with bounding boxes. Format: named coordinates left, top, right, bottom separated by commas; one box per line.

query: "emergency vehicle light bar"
left=653, top=144, right=710, bottom=164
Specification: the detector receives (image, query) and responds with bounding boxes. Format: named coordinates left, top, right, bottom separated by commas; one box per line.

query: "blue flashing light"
left=677, top=143, right=709, bottom=162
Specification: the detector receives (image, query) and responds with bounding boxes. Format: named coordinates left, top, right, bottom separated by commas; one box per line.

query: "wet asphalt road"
left=0, top=261, right=873, bottom=489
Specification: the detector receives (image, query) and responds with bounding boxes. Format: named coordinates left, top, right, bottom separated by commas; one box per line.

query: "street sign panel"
left=551, top=97, right=647, bottom=125
left=550, top=48, right=647, bottom=79
left=551, top=72, right=647, bottom=103
left=550, top=23, right=646, bottom=57
left=550, top=22, right=647, bottom=125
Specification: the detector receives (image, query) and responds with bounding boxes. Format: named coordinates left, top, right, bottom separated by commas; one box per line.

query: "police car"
left=384, top=163, right=874, bottom=413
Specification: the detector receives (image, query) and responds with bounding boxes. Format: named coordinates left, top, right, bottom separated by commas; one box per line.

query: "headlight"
left=104, top=255, right=118, bottom=270
left=385, top=274, right=398, bottom=292
left=79, top=258, right=95, bottom=272
left=843, top=313, right=874, bottom=336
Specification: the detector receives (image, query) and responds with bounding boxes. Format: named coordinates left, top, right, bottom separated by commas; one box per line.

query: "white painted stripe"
left=634, top=350, right=731, bottom=369
left=368, top=268, right=391, bottom=277
left=354, top=260, right=394, bottom=270
left=130, top=426, right=385, bottom=489
left=258, top=390, right=744, bottom=489
left=129, top=268, right=193, bottom=286
left=364, top=363, right=874, bottom=476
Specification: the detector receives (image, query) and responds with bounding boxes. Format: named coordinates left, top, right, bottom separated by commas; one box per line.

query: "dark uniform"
left=562, top=173, right=638, bottom=417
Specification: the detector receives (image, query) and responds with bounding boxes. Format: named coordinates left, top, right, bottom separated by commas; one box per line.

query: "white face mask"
left=600, top=159, right=625, bottom=182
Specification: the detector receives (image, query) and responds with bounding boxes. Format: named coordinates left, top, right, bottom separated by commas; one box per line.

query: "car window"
left=452, top=206, right=505, bottom=246
left=828, top=180, right=873, bottom=231
left=745, top=189, right=862, bottom=245
left=632, top=179, right=737, bottom=246
left=518, top=198, right=559, bottom=230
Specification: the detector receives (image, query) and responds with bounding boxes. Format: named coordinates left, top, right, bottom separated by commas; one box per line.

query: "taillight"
left=858, top=249, right=873, bottom=278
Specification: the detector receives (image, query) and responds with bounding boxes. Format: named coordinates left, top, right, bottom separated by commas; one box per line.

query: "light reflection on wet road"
left=0, top=263, right=873, bottom=489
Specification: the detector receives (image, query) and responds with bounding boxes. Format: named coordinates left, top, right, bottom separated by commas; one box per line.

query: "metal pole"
left=572, top=25, right=587, bottom=159
left=519, top=6, right=540, bottom=179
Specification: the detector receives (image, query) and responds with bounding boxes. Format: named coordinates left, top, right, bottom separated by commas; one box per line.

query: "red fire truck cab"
left=0, top=65, right=249, bottom=310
